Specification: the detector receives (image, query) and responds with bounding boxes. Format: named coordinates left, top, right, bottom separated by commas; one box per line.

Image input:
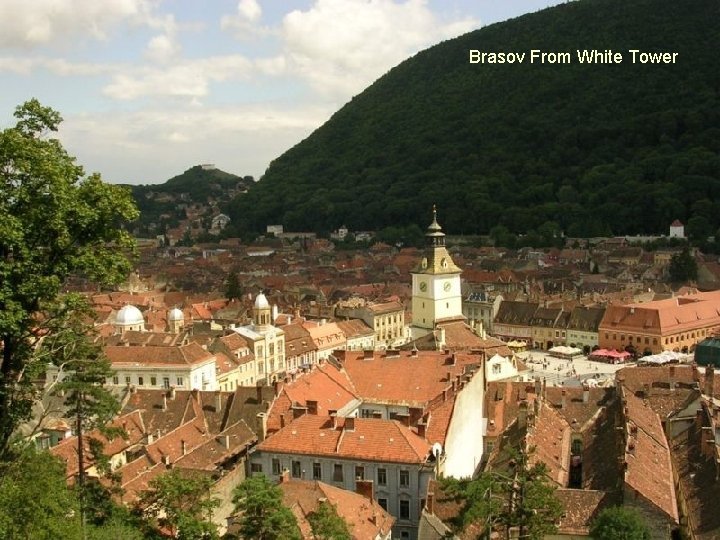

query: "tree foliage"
left=0, top=99, right=138, bottom=458
left=141, top=469, right=220, bottom=539
left=441, top=449, right=563, bottom=540
left=229, top=0, right=719, bottom=241
left=232, top=474, right=301, bottom=540
left=589, top=506, right=651, bottom=540
left=225, top=270, right=243, bottom=301
left=308, top=500, right=352, bottom=540
left=0, top=449, right=82, bottom=539
left=669, top=246, right=698, bottom=282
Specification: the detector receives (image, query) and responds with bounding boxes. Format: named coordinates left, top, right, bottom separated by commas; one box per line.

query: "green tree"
left=0, top=99, right=138, bottom=458
left=225, top=270, right=243, bottom=301
left=589, top=506, right=650, bottom=540
left=232, top=474, right=301, bottom=540
left=441, top=449, right=563, bottom=539
left=141, top=469, right=220, bottom=539
left=0, top=448, right=82, bottom=539
left=308, top=500, right=352, bottom=540
left=669, top=246, right=698, bottom=282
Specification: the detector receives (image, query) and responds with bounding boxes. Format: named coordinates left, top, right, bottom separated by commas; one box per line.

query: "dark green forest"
left=125, top=166, right=254, bottom=235
left=228, top=0, right=720, bottom=239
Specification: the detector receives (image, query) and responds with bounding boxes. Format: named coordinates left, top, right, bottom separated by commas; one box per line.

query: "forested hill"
left=126, top=166, right=254, bottom=236
left=228, top=0, right=720, bottom=239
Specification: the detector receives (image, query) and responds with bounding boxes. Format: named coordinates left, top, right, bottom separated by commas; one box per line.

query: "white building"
left=669, top=219, right=685, bottom=238
left=410, top=207, right=463, bottom=339
left=230, top=293, right=286, bottom=384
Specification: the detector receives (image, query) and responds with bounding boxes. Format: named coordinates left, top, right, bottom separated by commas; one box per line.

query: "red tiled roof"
left=339, top=350, right=480, bottom=407
left=259, top=415, right=431, bottom=464
left=105, top=342, right=215, bottom=368
left=280, top=479, right=395, bottom=539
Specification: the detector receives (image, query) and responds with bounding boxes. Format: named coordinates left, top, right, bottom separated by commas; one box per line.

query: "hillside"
left=229, top=0, right=720, bottom=239
left=127, top=165, right=253, bottom=236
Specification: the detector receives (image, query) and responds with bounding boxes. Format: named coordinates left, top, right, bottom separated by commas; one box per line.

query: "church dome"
left=254, top=293, right=270, bottom=309
left=116, top=305, right=144, bottom=326
left=168, top=308, right=184, bottom=321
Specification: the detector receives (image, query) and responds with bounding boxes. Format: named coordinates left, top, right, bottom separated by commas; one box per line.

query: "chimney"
left=256, top=412, right=268, bottom=442
left=446, top=371, right=452, bottom=383
left=692, top=362, right=700, bottom=383
left=437, top=327, right=446, bottom=349
left=561, top=389, right=566, bottom=409
left=162, top=455, right=171, bottom=467
left=256, top=385, right=263, bottom=404
left=411, top=347, right=418, bottom=358
left=426, top=492, right=435, bottom=514
left=669, top=365, right=676, bottom=392
left=280, top=414, right=286, bottom=429
left=582, top=383, right=590, bottom=404
left=162, top=394, right=168, bottom=411
left=345, top=417, right=355, bottom=431
left=518, top=400, right=528, bottom=429
left=643, top=382, right=651, bottom=398
left=170, top=386, right=176, bottom=399
left=216, top=392, right=223, bottom=412
left=542, top=378, right=547, bottom=400
left=534, top=377, right=542, bottom=397
left=280, top=468, right=290, bottom=484
left=417, top=422, right=426, bottom=438
left=705, top=365, right=715, bottom=397
left=273, top=380, right=281, bottom=397
left=221, top=435, right=230, bottom=449
left=181, top=440, right=187, bottom=455
left=307, top=400, right=318, bottom=415
left=330, top=412, right=338, bottom=429
left=355, top=479, right=374, bottom=501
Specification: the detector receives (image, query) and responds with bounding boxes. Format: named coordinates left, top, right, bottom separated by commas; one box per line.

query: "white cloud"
left=103, top=55, right=253, bottom=100
left=145, top=33, right=181, bottom=63
left=59, top=104, right=334, bottom=182
left=0, top=56, right=115, bottom=76
left=0, top=0, right=160, bottom=48
left=221, top=0, right=271, bottom=39
left=237, top=0, right=262, bottom=22
left=279, top=0, right=479, bottom=98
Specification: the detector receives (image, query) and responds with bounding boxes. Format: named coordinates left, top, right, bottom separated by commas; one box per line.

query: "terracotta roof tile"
left=259, top=415, right=431, bottom=464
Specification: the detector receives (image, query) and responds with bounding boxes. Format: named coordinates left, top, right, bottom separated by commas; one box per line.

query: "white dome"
left=116, top=305, right=144, bottom=326
left=168, top=308, right=184, bottom=321
left=254, top=293, right=270, bottom=309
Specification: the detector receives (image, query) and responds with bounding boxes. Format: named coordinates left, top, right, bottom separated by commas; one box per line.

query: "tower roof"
left=254, top=293, right=270, bottom=309
left=116, top=305, right=144, bottom=326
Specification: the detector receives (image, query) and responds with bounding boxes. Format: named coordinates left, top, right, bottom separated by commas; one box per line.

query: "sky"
left=0, top=0, right=565, bottom=185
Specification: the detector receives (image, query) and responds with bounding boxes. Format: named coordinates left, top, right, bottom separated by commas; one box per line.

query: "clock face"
left=419, top=281, right=427, bottom=292
left=443, top=281, right=452, bottom=292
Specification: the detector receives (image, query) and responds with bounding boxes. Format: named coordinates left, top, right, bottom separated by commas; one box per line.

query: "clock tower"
left=411, top=206, right=463, bottom=337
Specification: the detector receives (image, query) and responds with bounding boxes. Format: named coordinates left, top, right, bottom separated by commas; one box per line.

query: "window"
left=492, top=363, right=501, bottom=374
left=313, top=462, right=322, bottom=480
left=377, top=468, right=387, bottom=486
left=138, top=376, right=144, bottom=386
left=355, top=466, right=365, bottom=480
left=150, top=376, right=157, bottom=386
left=176, top=376, right=184, bottom=386
left=292, top=460, right=301, bottom=478
left=653, top=338, right=658, bottom=345
left=645, top=337, right=649, bottom=345
left=401, top=531, right=410, bottom=539
left=163, top=377, right=170, bottom=389
left=112, top=376, right=119, bottom=385
left=361, top=409, right=372, bottom=418
left=399, top=499, right=410, bottom=520
left=333, top=464, right=343, bottom=482
left=272, top=458, right=281, bottom=475
left=125, top=376, right=131, bottom=385
left=399, top=470, right=409, bottom=488
left=250, top=463, right=262, bottom=473
left=378, top=498, right=388, bottom=511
